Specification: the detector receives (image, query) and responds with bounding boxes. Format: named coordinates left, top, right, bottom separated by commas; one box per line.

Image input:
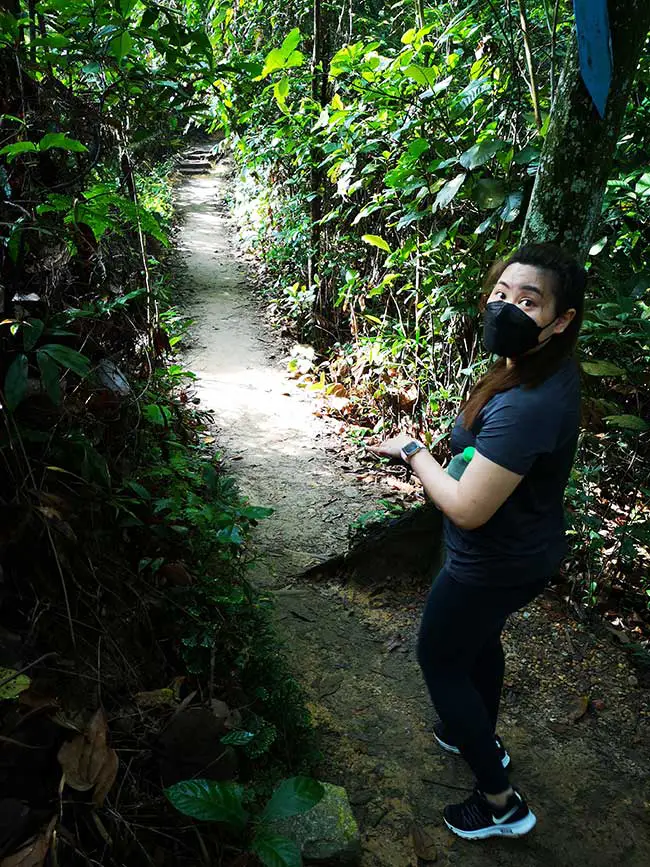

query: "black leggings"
left=416, top=566, right=546, bottom=793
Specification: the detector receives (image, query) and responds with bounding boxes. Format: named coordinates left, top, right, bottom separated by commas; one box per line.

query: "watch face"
left=403, top=441, right=421, bottom=456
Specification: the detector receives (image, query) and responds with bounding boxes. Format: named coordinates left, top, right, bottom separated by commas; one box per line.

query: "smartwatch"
left=400, top=440, right=426, bottom=463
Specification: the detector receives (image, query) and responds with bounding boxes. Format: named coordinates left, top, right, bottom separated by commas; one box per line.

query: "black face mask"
left=483, top=301, right=556, bottom=357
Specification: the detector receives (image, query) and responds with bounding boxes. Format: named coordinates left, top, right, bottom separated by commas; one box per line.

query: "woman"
left=375, top=243, right=586, bottom=840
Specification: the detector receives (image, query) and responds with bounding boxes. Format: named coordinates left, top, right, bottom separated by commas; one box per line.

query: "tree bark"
left=522, top=0, right=650, bottom=261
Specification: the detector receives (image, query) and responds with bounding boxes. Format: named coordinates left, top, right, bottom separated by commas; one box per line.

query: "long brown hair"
left=462, top=244, right=587, bottom=429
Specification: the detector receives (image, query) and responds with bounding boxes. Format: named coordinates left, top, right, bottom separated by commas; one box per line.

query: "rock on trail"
left=175, top=153, right=650, bottom=867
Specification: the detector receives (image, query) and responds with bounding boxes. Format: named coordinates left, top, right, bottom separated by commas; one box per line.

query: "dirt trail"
left=175, top=156, right=650, bottom=867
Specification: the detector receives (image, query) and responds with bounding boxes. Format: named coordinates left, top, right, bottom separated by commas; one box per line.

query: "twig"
left=45, top=523, right=76, bottom=650
left=517, top=0, right=542, bottom=129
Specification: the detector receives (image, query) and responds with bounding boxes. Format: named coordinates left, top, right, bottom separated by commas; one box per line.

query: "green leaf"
left=4, top=354, right=28, bottom=412
left=240, top=506, right=274, bottom=520
left=581, top=361, right=625, bottom=377
left=0, top=141, right=38, bottom=162
left=432, top=173, right=466, bottom=212
left=37, top=350, right=61, bottom=405
left=38, top=133, right=88, bottom=154
left=261, top=48, right=286, bottom=77
left=361, top=234, right=391, bottom=253
left=262, top=776, right=324, bottom=822
left=513, top=144, right=540, bottom=165
left=40, top=344, right=90, bottom=377
left=110, top=30, right=133, bottom=61
left=459, top=139, right=508, bottom=170
left=274, top=77, right=290, bottom=112
left=473, top=178, right=505, bottom=209
left=23, top=318, right=44, bottom=351
left=220, top=730, right=256, bottom=746
left=280, top=28, right=301, bottom=57
left=217, top=525, right=245, bottom=545
left=604, top=415, right=649, bottom=431
left=119, top=0, right=138, bottom=16
left=451, top=77, right=492, bottom=116
left=141, top=7, right=159, bottom=28
left=404, top=64, right=437, bottom=87
left=165, top=780, right=248, bottom=829
left=143, top=403, right=166, bottom=426
left=251, top=832, right=302, bottom=867
left=0, top=667, right=31, bottom=700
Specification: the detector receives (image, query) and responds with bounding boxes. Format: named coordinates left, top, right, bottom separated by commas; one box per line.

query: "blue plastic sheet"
left=574, top=0, right=612, bottom=118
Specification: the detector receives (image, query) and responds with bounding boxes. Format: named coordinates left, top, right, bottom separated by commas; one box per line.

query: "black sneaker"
left=433, top=723, right=511, bottom=769
left=444, top=788, right=536, bottom=840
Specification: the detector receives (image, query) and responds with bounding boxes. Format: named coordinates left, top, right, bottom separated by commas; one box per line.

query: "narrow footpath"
left=175, top=154, right=650, bottom=867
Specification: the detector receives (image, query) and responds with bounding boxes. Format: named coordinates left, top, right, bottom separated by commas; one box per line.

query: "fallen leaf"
left=411, top=822, right=438, bottom=861
left=134, top=688, right=177, bottom=708
left=93, top=747, right=119, bottom=807
left=327, top=383, right=348, bottom=398
left=1, top=816, right=56, bottom=867
left=567, top=695, right=590, bottom=723
left=57, top=709, right=118, bottom=801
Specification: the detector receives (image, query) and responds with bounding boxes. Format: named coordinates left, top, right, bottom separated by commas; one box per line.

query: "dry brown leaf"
left=93, top=747, right=119, bottom=807
left=1, top=817, right=57, bottom=867
left=58, top=709, right=118, bottom=801
left=57, top=738, right=94, bottom=791
left=327, top=383, right=348, bottom=398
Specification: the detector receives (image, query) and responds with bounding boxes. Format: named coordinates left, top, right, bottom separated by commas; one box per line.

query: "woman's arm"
left=374, top=436, right=523, bottom=529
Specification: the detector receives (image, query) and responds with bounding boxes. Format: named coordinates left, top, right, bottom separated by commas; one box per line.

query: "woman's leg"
left=417, top=567, right=544, bottom=794
left=470, top=625, right=506, bottom=732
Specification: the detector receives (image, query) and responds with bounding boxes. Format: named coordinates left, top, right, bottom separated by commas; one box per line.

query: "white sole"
left=434, top=733, right=511, bottom=769
left=444, top=810, right=537, bottom=840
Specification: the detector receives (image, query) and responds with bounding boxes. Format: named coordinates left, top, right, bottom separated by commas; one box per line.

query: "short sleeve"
left=475, top=392, right=560, bottom=476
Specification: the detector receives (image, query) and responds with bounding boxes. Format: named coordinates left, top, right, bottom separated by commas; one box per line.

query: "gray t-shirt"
left=444, top=359, right=580, bottom=586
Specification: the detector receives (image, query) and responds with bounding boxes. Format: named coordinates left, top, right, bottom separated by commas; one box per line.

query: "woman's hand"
left=372, top=433, right=414, bottom=460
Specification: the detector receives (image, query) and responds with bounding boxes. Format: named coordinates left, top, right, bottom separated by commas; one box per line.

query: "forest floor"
left=175, top=156, right=650, bottom=867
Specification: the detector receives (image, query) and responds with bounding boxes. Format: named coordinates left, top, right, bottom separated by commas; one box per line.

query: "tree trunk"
left=522, top=0, right=650, bottom=261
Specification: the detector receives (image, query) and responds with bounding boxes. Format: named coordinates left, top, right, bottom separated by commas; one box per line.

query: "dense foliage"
left=215, top=1, right=650, bottom=622
left=0, top=3, right=314, bottom=865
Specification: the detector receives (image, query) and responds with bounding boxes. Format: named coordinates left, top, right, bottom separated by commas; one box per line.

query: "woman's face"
left=487, top=263, right=575, bottom=340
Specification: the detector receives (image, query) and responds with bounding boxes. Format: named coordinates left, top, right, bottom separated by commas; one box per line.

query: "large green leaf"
left=37, top=351, right=62, bottom=405
left=251, top=832, right=302, bottom=867
left=474, top=178, right=505, bottom=209
left=459, top=139, right=508, bottom=170
left=581, top=360, right=625, bottom=377
left=451, top=77, right=492, bottom=116
left=280, top=28, right=301, bottom=57
left=361, top=234, right=391, bottom=253
left=432, top=173, right=466, bottom=212
left=40, top=344, right=90, bottom=378
left=4, top=354, right=28, bottom=412
left=23, top=318, right=45, bottom=352
left=165, top=780, right=248, bottom=829
left=604, top=414, right=649, bottom=431
left=0, top=141, right=38, bottom=162
left=110, top=30, right=133, bottom=61
left=262, top=777, right=324, bottom=822
left=38, top=133, right=88, bottom=154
